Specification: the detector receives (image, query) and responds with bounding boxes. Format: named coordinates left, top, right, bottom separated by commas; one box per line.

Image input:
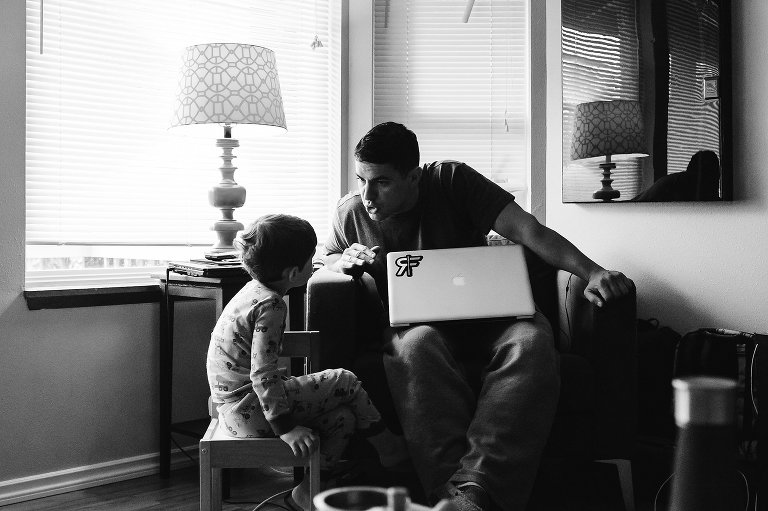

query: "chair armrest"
left=556, top=270, right=638, bottom=459
left=306, top=270, right=357, bottom=369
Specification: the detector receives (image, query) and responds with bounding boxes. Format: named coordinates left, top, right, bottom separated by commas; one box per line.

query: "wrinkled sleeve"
left=248, top=298, right=296, bottom=435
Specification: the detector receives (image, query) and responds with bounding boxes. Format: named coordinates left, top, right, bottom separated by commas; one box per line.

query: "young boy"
left=206, top=214, right=407, bottom=511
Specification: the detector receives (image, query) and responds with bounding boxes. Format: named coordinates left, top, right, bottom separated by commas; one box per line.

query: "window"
left=25, top=0, right=341, bottom=288
left=373, top=0, right=531, bottom=210
left=561, top=0, right=642, bottom=201
left=666, top=0, right=721, bottom=174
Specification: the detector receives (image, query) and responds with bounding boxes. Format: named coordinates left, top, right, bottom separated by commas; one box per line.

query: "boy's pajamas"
left=207, top=279, right=381, bottom=470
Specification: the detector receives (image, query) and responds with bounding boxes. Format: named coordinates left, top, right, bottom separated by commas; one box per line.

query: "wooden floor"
left=2, top=442, right=673, bottom=511
left=2, top=466, right=296, bottom=511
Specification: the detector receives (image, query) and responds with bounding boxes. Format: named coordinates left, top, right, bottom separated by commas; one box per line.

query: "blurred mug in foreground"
left=313, top=486, right=456, bottom=511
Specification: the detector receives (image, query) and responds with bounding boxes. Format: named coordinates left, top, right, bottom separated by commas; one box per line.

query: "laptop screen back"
left=386, top=244, right=535, bottom=327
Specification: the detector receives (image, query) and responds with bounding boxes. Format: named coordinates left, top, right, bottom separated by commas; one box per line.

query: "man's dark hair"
left=354, top=122, right=420, bottom=175
left=236, top=214, right=317, bottom=282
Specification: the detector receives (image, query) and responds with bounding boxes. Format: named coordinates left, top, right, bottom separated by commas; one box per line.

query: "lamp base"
left=593, top=189, right=621, bottom=201
left=592, top=161, right=621, bottom=201
left=207, top=219, right=244, bottom=255
left=208, top=135, right=246, bottom=253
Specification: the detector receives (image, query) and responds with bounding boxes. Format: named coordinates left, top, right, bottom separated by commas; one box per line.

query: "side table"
left=156, top=268, right=305, bottom=478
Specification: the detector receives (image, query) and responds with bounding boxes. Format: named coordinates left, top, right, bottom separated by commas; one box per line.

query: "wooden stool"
left=200, top=331, right=321, bottom=511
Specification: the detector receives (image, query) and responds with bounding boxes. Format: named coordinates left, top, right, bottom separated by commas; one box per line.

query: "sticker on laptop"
left=394, top=254, right=423, bottom=277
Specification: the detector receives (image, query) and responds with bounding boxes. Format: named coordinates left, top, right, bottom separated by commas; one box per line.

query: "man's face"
left=355, top=160, right=420, bottom=221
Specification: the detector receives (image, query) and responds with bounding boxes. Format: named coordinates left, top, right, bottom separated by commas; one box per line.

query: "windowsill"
left=24, top=284, right=162, bottom=310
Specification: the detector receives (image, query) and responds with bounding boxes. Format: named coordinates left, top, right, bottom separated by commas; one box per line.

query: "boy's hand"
left=280, top=426, right=319, bottom=458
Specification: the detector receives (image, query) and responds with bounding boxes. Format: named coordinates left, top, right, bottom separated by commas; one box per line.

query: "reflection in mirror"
left=561, top=0, right=731, bottom=203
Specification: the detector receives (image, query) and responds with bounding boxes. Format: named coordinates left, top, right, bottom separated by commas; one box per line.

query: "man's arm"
left=493, top=201, right=634, bottom=307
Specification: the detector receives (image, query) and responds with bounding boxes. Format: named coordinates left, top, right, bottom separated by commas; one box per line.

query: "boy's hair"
left=236, top=214, right=317, bottom=282
left=354, top=121, right=420, bottom=176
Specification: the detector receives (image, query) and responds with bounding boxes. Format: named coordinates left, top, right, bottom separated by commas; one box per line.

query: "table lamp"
left=170, top=43, right=287, bottom=254
left=570, top=100, right=647, bottom=201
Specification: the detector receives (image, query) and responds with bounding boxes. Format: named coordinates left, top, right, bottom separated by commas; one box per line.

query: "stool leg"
left=210, top=467, right=223, bottom=511
left=199, top=444, right=215, bottom=511
left=308, top=449, right=321, bottom=511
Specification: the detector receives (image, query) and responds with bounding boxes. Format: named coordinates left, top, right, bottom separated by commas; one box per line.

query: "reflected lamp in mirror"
left=570, top=100, right=648, bottom=201
left=170, top=43, right=287, bottom=254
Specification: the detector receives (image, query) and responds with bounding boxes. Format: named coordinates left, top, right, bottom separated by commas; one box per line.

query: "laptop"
left=386, top=244, right=536, bottom=327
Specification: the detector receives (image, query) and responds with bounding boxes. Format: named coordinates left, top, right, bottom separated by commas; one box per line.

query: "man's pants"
left=382, top=311, right=560, bottom=511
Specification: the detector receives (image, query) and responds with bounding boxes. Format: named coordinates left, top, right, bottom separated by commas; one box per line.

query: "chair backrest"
left=208, top=330, right=320, bottom=418
left=486, top=235, right=560, bottom=344
left=280, top=330, right=320, bottom=373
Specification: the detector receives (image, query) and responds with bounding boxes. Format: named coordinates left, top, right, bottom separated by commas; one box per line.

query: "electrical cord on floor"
left=653, top=470, right=750, bottom=511
left=249, top=488, right=293, bottom=511
left=170, top=434, right=199, bottom=466
left=222, top=494, right=291, bottom=510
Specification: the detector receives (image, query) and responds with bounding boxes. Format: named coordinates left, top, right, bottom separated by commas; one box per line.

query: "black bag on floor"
left=637, top=318, right=681, bottom=439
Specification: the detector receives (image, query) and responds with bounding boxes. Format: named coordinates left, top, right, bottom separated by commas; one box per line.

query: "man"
left=317, top=122, right=634, bottom=511
left=632, top=150, right=721, bottom=202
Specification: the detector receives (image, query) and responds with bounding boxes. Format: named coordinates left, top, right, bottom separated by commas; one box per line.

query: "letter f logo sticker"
left=394, top=254, right=423, bottom=277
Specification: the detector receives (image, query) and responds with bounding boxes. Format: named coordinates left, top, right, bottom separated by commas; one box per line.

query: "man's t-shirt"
left=321, top=160, right=514, bottom=303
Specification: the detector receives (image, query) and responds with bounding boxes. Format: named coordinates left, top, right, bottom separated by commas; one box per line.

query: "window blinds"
left=561, top=0, right=642, bottom=202
left=666, top=0, right=721, bottom=175
left=372, top=0, right=530, bottom=210
left=25, top=0, right=340, bottom=286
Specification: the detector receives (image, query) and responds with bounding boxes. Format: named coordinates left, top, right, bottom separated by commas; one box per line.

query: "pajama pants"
left=218, top=368, right=381, bottom=470
left=382, top=311, right=560, bottom=511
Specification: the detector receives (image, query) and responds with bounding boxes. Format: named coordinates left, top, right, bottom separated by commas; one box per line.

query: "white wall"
left=0, top=0, right=212, bottom=494
left=545, top=0, right=768, bottom=334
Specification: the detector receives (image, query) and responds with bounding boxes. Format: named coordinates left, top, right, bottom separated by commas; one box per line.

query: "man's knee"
left=495, top=321, right=558, bottom=373
left=386, top=325, right=449, bottom=359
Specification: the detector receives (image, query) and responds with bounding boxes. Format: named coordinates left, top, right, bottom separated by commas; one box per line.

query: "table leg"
left=159, top=284, right=174, bottom=478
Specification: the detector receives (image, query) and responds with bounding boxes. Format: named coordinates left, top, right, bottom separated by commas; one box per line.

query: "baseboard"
left=0, top=444, right=199, bottom=507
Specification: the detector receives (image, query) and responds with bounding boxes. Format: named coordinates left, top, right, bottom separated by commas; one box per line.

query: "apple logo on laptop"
left=452, top=275, right=466, bottom=286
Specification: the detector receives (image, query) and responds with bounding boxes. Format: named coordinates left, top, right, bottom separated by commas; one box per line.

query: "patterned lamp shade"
left=170, top=43, right=287, bottom=134
left=570, top=100, right=646, bottom=160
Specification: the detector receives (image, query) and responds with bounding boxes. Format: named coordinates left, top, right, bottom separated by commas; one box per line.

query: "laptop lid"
left=386, top=244, right=535, bottom=327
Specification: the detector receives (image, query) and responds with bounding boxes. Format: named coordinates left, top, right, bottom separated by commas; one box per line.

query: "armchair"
left=305, top=242, right=637, bottom=510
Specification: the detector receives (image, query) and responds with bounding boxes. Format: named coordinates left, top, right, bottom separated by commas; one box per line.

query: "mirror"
left=561, top=0, right=732, bottom=203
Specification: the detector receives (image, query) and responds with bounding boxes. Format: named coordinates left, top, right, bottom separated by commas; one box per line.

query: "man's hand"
left=583, top=269, right=635, bottom=308
left=280, top=426, right=319, bottom=458
left=337, top=243, right=379, bottom=278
